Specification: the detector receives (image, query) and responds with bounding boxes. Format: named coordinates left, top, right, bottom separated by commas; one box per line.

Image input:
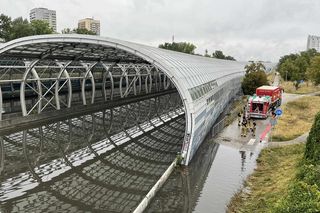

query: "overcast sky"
left=1, top=0, right=320, bottom=62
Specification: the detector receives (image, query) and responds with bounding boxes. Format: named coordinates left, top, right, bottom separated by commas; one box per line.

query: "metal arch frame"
left=55, top=61, right=73, bottom=109
left=80, top=62, right=97, bottom=105
left=20, top=60, right=41, bottom=116
left=119, top=63, right=141, bottom=98
left=101, top=63, right=115, bottom=101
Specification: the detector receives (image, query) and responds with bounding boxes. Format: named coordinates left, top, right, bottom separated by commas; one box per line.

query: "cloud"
left=1, top=0, right=320, bottom=62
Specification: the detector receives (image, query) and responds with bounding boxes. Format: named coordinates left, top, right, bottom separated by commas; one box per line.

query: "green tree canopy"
left=241, top=61, right=268, bottom=95
left=242, top=71, right=269, bottom=95
left=306, top=56, right=320, bottom=85
left=61, top=28, right=96, bottom=35
left=212, top=50, right=236, bottom=61
left=0, top=14, right=12, bottom=41
left=305, top=112, right=320, bottom=164
left=74, top=28, right=96, bottom=35
left=278, top=49, right=320, bottom=84
left=0, top=13, right=54, bottom=42
left=8, top=17, right=33, bottom=41
left=31, top=20, right=53, bottom=35
left=158, top=42, right=196, bottom=54
left=244, top=61, right=266, bottom=74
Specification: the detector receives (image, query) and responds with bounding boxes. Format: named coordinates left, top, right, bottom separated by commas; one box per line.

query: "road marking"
left=247, top=138, right=255, bottom=145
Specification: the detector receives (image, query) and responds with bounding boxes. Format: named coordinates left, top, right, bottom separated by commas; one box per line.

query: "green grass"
left=272, top=96, right=320, bottom=141
left=280, top=81, right=320, bottom=94
left=227, top=144, right=305, bottom=213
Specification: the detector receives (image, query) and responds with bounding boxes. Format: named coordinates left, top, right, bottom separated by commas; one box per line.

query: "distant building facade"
left=307, top=35, right=320, bottom=52
left=30, top=8, right=57, bottom=32
left=78, top=18, right=100, bottom=35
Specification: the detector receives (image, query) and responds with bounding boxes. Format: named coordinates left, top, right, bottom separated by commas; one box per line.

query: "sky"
left=1, top=0, right=320, bottom=62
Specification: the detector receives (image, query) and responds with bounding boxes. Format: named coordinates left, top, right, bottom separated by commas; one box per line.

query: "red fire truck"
left=247, top=86, right=282, bottom=119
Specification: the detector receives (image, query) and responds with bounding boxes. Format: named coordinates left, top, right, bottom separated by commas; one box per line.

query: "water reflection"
left=146, top=136, right=220, bottom=213
left=146, top=132, right=264, bottom=213
left=0, top=93, right=185, bottom=212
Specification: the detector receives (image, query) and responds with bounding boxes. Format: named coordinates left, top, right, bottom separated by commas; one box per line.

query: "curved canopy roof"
left=0, top=34, right=247, bottom=108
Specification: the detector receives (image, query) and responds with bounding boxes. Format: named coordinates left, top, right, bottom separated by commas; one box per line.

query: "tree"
left=306, top=56, right=320, bottom=85
left=158, top=42, right=196, bottom=54
left=212, top=50, right=236, bottom=61
left=212, top=50, right=225, bottom=59
left=74, top=28, right=96, bottom=35
left=0, top=14, right=12, bottom=41
left=30, top=20, right=53, bottom=35
left=244, top=61, right=266, bottom=74
left=278, top=49, right=320, bottom=87
left=225, top=55, right=236, bottom=61
left=305, top=112, right=320, bottom=164
left=242, top=71, right=269, bottom=95
left=61, top=28, right=73, bottom=34
left=278, top=56, right=308, bottom=90
left=8, top=17, right=33, bottom=41
left=0, top=14, right=54, bottom=42
left=204, top=49, right=210, bottom=57
left=241, top=61, right=268, bottom=95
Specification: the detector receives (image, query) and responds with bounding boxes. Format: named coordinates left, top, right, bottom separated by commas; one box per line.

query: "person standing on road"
left=241, top=118, right=248, bottom=137
left=252, top=120, right=257, bottom=136
left=248, top=118, right=252, bottom=131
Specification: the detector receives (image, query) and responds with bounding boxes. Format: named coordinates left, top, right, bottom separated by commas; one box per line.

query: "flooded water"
left=0, top=93, right=185, bottom=213
left=1, top=92, right=266, bottom=213
left=146, top=117, right=267, bottom=213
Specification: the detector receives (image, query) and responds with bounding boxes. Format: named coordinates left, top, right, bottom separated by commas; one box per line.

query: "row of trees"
left=158, top=42, right=197, bottom=54
left=158, top=42, right=236, bottom=60
left=61, top=28, right=96, bottom=35
left=207, top=49, right=236, bottom=60
left=278, top=49, right=320, bottom=89
left=0, top=13, right=96, bottom=42
left=0, top=14, right=53, bottom=42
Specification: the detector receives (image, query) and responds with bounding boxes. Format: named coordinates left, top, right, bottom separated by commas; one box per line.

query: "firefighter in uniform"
left=252, top=120, right=257, bottom=136
left=241, top=118, right=248, bottom=137
left=238, top=112, right=242, bottom=126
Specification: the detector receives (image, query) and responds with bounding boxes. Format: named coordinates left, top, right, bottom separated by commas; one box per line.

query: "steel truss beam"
left=0, top=59, right=173, bottom=119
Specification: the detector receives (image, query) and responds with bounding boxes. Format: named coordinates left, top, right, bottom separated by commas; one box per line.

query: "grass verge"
left=272, top=96, right=320, bottom=141
left=280, top=81, right=320, bottom=94
left=227, top=144, right=305, bottom=213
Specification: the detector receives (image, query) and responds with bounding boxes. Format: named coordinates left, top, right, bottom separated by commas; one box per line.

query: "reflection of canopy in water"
left=0, top=95, right=186, bottom=212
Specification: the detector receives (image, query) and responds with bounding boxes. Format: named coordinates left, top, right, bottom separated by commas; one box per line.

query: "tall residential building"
left=30, top=8, right=57, bottom=32
left=78, top=18, right=100, bottom=35
left=307, top=35, right=320, bottom=52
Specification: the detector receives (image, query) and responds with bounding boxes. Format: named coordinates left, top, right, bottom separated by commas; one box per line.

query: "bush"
left=296, top=163, right=320, bottom=186
left=274, top=181, right=320, bottom=213
left=305, top=112, right=320, bottom=164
